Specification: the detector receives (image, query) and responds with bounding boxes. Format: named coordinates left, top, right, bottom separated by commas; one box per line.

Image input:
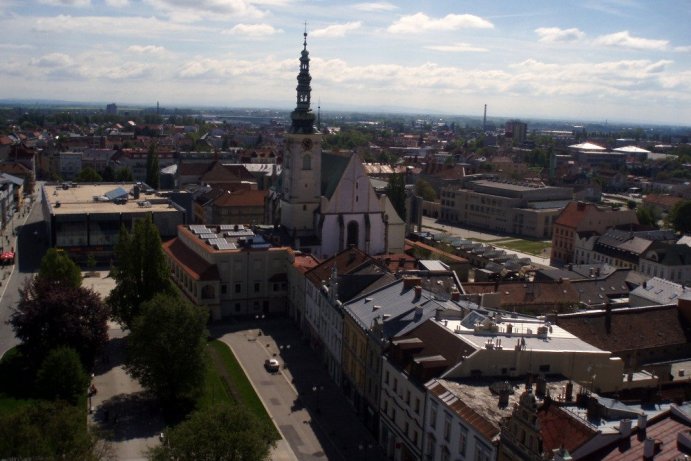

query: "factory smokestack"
left=483, top=104, right=487, bottom=131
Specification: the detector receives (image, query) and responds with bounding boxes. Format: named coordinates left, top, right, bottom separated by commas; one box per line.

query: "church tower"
left=280, top=30, right=322, bottom=237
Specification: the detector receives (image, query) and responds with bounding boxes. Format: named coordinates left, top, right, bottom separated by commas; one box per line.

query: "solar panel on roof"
left=199, top=233, right=219, bottom=240
left=208, top=238, right=236, bottom=250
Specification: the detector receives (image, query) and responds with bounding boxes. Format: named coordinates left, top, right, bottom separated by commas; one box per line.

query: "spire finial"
left=290, top=28, right=316, bottom=134
left=303, top=22, right=308, bottom=49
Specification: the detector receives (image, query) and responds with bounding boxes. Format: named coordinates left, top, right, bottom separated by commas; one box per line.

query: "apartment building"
left=163, top=224, right=292, bottom=320
left=551, top=201, right=637, bottom=266
left=440, top=179, right=572, bottom=238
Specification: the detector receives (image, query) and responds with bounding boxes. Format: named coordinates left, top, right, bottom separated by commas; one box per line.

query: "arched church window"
left=303, top=154, right=311, bottom=170
left=347, top=221, right=359, bottom=247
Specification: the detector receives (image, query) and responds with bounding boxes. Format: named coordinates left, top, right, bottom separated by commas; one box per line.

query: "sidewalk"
left=232, top=318, right=386, bottom=461
left=86, top=272, right=164, bottom=461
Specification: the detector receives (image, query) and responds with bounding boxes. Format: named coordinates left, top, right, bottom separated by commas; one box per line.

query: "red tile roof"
left=306, top=247, right=373, bottom=286
left=538, top=404, right=596, bottom=455
left=212, top=189, right=266, bottom=207
left=293, top=253, right=320, bottom=273
left=556, top=304, right=691, bottom=353
left=163, top=238, right=219, bottom=281
left=584, top=406, right=691, bottom=461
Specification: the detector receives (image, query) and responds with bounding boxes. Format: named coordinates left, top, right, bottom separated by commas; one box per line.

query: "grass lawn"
left=203, top=340, right=279, bottom=439
left=496, top=239, right=551, bottom=256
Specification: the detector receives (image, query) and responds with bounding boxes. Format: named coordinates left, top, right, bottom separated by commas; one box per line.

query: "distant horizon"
left=4, top=97, right=691, bottom=131
left=2, top=1, right=690, bottom=126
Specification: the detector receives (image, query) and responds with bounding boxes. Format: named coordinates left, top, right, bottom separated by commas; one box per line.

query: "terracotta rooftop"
left=293, top=253, right=320, bottom=273
left=538, top=403, right=596, bottom=455
left=163, top=238, right=219, bottom=281
left=584, top=405, right=691, bottom=461
left=305, top=247, right=374, bottom=286
left=462, top=280, right=580, bottom=310
left=212, top=189, right=266, bottom=207
left=556, top=304, right=691, bottom=354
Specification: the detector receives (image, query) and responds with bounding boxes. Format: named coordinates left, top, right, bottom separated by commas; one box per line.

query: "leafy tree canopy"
left=10, top=277, right=109, bottom=366
left=148, top=404, right=275, bottom=461
left=75, top=167, right=103, bottom=183
left=38, top=248, right=82, bottom=289
left=125, top=293, right=208, bottom=407
left=35, top=346, right=90, bottom=405
left=146, top=142, right=160, bottom=190
left=107, top=216, right=174, bottom=328
left=636, top=205, right=658, bottom=228
left=387, top=172, right=406, bottom=221
left=0, top=400, right=112, bottom=461
left=670, top=200, right=691, bottom=234
left=415, top=179, right=437, bottom=202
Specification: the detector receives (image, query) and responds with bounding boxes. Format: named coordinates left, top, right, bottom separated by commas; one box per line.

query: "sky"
left=1, top=0, right=690, bottom=125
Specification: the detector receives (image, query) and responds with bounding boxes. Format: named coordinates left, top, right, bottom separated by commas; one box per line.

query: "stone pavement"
left=86, top=272, right=164, bottom=461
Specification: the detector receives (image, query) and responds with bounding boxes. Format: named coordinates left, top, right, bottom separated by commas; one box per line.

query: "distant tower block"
left=483, top=104, right=487, bottom=131
left=106, top=103, right=117, bottom=115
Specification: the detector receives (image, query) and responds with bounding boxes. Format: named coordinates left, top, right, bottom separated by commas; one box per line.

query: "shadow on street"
left=94, top=391, right=164, bottom=443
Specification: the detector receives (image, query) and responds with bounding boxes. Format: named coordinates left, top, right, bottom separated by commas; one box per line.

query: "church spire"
left=290, top=27, right=316, bottom=134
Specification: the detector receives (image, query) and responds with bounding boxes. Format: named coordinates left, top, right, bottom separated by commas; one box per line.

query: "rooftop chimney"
left=638, top=413, right=648, bottom=431
left=643, top=437, right=655, bottom=459
left=619, top=419, right=632, bottom=438
left=605, top=303, right=612, bottom=334
left=435, top=307, right=443, bottom=321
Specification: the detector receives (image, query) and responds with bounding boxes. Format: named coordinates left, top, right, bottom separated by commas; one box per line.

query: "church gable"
left=321, top=152, right=383, bottom=215
left=320, top=152, right=350, bottom=199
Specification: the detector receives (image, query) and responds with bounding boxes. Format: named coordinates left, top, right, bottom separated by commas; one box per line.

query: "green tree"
left=415, top=179, right=437, bottom=201
left=387, top=172, right=406, bottom=221
left=38, top=248, right=82, bottom=289
left=0, top=400, right=112, bottom=460
left=148, top=404, right=275, bottom=461
left=125, top=293, right=208, bottom=407
left=636, top=205, right=658, bottom=228
left=35, top=347, right=89, bottom=405
left=114, top=167, right=133, bottom=181
left=107, top=217, right=174, bottom=328
left=75, top=167, right=103, bottom=183
left=670, top=200, right=691, bottom=234
left=145, top=142, right=160, bottom=189
left=102, top=165, right=115, bottom=181
left=10, top=277, right=110, bottom=366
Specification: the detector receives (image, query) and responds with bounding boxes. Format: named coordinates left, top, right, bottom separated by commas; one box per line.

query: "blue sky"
left=1, top=0, right=690, bottom=125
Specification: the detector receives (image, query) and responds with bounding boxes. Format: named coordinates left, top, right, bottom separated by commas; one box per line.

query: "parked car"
left=264, top=358, right=280, bottom=372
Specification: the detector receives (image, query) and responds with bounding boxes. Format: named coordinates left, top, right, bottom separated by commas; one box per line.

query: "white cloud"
left=311, top=22, right=361, bottom=38
left=594, top=30, right=668, bottom=50
left=222, top=23, right=281, bottom=37
left=0, top=43, right=34, bottom=50
left=387, top=13, right=493, bottom=34
left=425, top=42, right=487, bottom=52
left=31, top=52, right=73, bottom=67
left=127, top=45, right=167, bottom=55
left=674, top=45, right=691, bottom=53
left=32, top=15, right=206, bottom=37
left=144, top=0, right=267, bottom=22
left=353, top=2, right=396, bottom=12
left=106, top=0, right=129, bottom=6
left=38, top=0, right=90, bottom=6
left=534, top=27, right=585, bottom=43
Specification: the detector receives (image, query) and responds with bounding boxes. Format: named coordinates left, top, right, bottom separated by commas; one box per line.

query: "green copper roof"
left=321, top=152, right=350, bottom=199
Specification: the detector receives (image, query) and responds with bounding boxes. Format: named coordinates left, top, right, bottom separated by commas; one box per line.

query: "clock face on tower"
left=302, top=138, right=313, bottom=151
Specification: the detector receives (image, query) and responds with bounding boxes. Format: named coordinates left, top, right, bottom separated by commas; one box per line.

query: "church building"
left=271, top=32, right=405, bottom=259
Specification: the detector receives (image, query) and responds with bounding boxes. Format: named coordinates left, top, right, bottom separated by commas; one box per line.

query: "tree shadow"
left=93, top=391, right=164, bottom=442
left=93, top=336, right=127, bottom=375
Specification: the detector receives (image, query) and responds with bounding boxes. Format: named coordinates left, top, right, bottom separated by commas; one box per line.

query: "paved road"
left=212, top=319, right=384, bottom=461
left=0, top=192, right=47, bottom=360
